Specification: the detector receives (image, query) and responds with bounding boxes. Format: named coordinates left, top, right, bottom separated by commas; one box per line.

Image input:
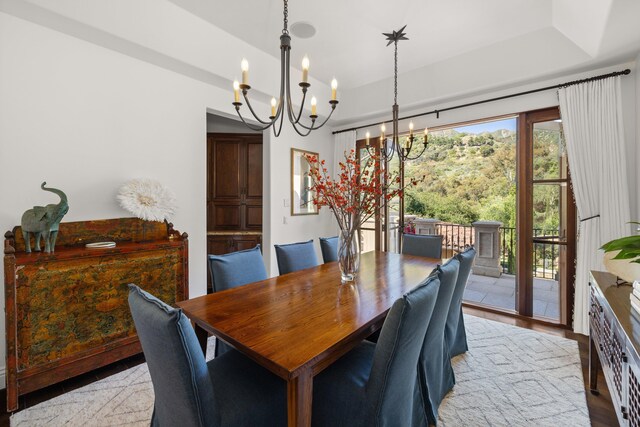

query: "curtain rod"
left=332, top=68, right=631, bottom=135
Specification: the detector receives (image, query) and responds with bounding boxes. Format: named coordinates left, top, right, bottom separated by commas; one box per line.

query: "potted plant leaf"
left=601, top=222, right=640, bottom=283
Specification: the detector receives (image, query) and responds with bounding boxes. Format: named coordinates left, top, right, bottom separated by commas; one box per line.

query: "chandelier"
left=365, top=26, right=428, bottom=162
left=232, top=0, right=338, bottom=136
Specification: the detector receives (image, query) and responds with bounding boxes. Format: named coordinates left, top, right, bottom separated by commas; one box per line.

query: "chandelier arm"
left=271, top=42, right=288, bottom=138
left=234, top=109, right=275, bottom=131
left=291, top=89, right=308, bottom=124
left=380, top=138, right=395, bottom=161
left=273, top=109, right=286, bottom=137
left=283, top=48, right=299, bottom=126
left=399, top=144, right=427, bottom=161
left=289, top=119, right=316, bottom=137
left=293, top=105, right=336, bottom=130
left=240, top=92, right=273, bottom=125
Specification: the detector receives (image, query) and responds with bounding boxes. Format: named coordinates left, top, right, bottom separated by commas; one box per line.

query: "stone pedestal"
left=413, top=218, right=441, bottom=235
left=472, top=220, right=503, bottom=278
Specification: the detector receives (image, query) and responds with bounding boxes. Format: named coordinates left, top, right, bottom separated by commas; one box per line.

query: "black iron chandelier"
left=365, top=26, right=428, bottom=161
left=232, top=0, right=338, bottom=136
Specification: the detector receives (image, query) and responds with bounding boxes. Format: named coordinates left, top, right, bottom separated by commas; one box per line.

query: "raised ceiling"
left=169, top=0, right=640, bottom=90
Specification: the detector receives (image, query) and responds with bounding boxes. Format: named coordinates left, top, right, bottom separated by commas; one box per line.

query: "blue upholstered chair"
left=402, top=234, right=444, bottom=259
left=446, top=246, right=476, bottom=357
left=312, top=274, right=441, bottom=427
left=208, top=245, right=267, bottom=356
left=208, top=245, right=267, bottom=293
left=274, top=239, right=319, bottom=275
left=418, top=258, right=460, bottom=425
left=127, top=285, right=286, bottom=427
left=319, top=236, right=339, bottom=263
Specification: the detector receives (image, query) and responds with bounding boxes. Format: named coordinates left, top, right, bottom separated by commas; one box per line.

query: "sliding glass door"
left=355, top=108, right=576, bottom=327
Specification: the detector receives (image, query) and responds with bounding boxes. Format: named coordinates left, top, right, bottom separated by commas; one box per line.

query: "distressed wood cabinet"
left=3, top=218, right=188, bottom=411
left=589, top=271, right=640, bottom=426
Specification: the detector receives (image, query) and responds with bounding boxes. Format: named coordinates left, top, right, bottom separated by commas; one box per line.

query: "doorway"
left=205, top=115, right=263, bottom=293
left=517, top=107, right=576, bottom=325
left=356, top=108, right=576, bottom=327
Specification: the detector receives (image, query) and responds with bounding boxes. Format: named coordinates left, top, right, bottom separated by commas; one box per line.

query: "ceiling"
left=169, top=0, right=640, bottom=90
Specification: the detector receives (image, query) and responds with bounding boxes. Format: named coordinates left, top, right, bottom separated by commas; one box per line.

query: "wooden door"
left=207, top=133, right=263, bottom=230
left=244, top=139, right=263, bottom=229
left=517, top=107, right=577, bottom=326
left=208, top=135, right=243, bottom=230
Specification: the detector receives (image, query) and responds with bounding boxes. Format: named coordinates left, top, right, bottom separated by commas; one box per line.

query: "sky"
left=453, top=117, right=517, bottom=134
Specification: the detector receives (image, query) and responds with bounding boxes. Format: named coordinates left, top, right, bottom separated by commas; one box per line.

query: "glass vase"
left=338, top=229, right=360, bottom=283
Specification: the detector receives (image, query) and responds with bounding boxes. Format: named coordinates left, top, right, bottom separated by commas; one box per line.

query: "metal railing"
left=435, top=223, right=474, bottom=255
left=427, top=222, right=559, bottom=279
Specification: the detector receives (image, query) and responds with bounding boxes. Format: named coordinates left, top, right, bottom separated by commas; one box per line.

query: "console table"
left=3, top=218, right=188, bottom=411
left=589, top=270, right=640, bottom=426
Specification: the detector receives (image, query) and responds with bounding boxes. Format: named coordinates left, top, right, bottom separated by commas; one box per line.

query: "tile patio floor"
left=463, top=273, right=560, bottom=320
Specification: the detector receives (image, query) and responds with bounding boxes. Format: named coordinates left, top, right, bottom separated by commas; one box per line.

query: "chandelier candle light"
left=232, top=0, right=338, bottom=136
left=366, top=25, right=429, bottom=162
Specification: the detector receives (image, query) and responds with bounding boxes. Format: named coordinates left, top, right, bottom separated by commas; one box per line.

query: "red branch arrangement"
left=304, top=149, right=422, bottom=235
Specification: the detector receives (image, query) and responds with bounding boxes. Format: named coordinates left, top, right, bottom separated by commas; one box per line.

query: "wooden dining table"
left=177, top=250, right=440, bottom=427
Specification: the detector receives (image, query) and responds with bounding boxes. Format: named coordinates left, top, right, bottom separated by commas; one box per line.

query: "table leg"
left=589, top=336, right=600, bottom=395
left=287, top=369, right=313, bottom=427
left=194, top=323, right=209, bottom=357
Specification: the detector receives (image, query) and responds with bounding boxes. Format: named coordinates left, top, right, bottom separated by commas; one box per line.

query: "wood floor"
left=0, top=308, right=617, bottom=427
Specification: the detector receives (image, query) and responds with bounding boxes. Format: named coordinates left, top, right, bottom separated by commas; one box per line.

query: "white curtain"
left=558, top=76, right=630, bottom=335
left=333, top=130, right=357, bottom=177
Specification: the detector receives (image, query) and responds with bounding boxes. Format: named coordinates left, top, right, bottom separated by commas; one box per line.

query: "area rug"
left=10, top=315, right=590, bottom=427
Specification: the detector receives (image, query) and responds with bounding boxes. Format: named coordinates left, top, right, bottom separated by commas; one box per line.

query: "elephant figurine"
left=21, top=182, right=69, bottom=253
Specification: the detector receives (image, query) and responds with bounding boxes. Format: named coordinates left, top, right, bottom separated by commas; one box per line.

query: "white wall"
left=206, top=113, right=261, bottom=134
left=0, top=12, right=335, bottom=387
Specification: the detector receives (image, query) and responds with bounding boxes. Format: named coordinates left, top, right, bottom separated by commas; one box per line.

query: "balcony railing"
left=430, top=222, right=558, bottom=279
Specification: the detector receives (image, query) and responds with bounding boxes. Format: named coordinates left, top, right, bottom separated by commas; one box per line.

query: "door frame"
left=516, top=107, right=577, bottom=328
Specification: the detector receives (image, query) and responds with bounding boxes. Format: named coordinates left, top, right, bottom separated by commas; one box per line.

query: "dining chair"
left=418, top=258, right=460, bottom=425
left=127, top=284, right=286, bottom=427
left=319, top=236, right=339, bottom=263
left=312, top=274, right=441, bottom=427
left=208, top=245, right=267, bottom=356
left=402, top=234, right=444, bottom=259
left=446, top=246, right=477, bottom=357
left=274, top=239, right=319, bottom=275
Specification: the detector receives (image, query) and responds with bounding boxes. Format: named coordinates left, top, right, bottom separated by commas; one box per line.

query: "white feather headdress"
left=117, top=178, right=176, bottom=222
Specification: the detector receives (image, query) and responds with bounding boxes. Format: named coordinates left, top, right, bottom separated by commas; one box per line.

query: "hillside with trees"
left=401, top=126, right=562, bottom=232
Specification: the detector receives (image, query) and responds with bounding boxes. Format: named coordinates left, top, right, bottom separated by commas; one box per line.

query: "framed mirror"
left=291, top=148, right=319, bottom=216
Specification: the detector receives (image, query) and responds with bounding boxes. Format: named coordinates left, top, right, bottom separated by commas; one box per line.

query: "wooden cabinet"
left=3, top=218, right=188, bottom=411
left=207, top=234, right=262, bottom=255
left=206, top=133, right=263, bottom=293
left=589, top=271, right=640, bottom=426
left=207, top=133, right=263, bottom=231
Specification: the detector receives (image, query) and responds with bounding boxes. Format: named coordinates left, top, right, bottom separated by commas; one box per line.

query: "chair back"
left=402, top=234, right=443, bottom=259
left=127, top=285, right=217, bottom=427
left=208, top=245, right=267, bottom=356
left=365, top=274, right=440, bottom=426
left=418, top=258, right=460, bottom=424
left=319, top=236, right=339, bottom=263
left=274, top=239, right=319, bottom=275
left=446, top=246, right=477, bottom=356
left=208, top=245, right=267, bottom=292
